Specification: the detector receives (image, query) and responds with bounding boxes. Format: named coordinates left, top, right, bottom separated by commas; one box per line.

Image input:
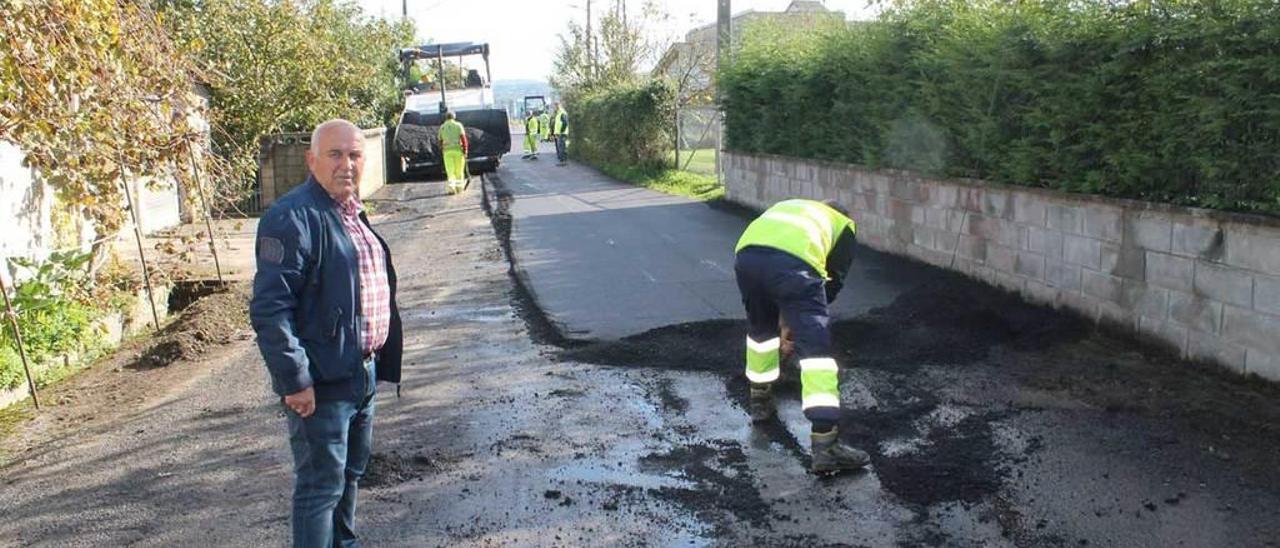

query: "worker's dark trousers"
left=734, top=246, right=841, bottom=424
left=554, top=135, right=567, bottom=162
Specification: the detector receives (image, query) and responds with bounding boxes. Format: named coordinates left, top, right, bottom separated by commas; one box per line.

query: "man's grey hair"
left=310, top=119, right=361, bottom=152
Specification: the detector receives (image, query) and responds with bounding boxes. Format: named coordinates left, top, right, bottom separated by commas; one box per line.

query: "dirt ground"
left=0, top=282, right=252, bottom=461
left=2, top=161, right=1280, bottom=546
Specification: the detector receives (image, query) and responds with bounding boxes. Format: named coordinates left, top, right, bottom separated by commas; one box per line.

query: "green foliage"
left=159, top=0, right=415, bottom=186
left=0, top=251, right=104, bottom=390
left=571, top=79, right=677, bottom=168
left=551, top=1, right=662, bottom=102
left=598, top=162, right=724, bottom=201
left=721, top=0, right=1280, bottom=215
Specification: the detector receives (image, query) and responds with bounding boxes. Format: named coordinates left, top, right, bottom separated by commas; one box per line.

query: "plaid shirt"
left=337, top=198, right=391, bottom=355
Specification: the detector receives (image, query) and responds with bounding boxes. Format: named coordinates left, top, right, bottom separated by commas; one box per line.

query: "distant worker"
left=734, top=198, right=871, bottom=475
left=522, top=110, right=541, bottom=160
left=538, top=109, right=551, bottom=142
left=438, top=111, right=469, bottom=193
left=549, top=103, right=569, bottom=166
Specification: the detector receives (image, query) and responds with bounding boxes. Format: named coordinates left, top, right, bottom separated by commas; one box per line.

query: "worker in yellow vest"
left=734, top=198, right=870, bottom=475
left=549, top=103, right=569, bottom=166
left=538, top=109, right=551, bottom=142
left=522, top=110, right=541, bottom=160
left=438, top=111, right=469, bottom=194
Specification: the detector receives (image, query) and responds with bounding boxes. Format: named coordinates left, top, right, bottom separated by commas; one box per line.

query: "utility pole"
left=586, top=0, right=594, bottom=79
left=402, top=0, right=407, bottom=19
left=716, top=0, right=730, bottom=188
left=716, top=0, right=731, bottom=93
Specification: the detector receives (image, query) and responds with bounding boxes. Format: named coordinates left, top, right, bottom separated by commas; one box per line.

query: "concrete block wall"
left=724, top=151, right=1280, bottom=381
left=258, top=128, right=387, bottom=209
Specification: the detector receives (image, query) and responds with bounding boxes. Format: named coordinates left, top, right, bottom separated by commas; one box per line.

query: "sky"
left=355, top=0, right=882, bottom=81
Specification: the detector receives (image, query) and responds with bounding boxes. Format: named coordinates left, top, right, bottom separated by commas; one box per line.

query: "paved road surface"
left=500, top=147, right=914, bottom=340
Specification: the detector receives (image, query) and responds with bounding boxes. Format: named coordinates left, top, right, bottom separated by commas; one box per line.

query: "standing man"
left=251, top=119, right=403, bottom=547
left=522, top=109, right=541, bottom=160
left=439, top=110, right=469, bottom=193
left=734, top=198, right=870, bottom=475
left=537, top=109, right=551, bottom=143
left=549, top=102, right=569, bottom=166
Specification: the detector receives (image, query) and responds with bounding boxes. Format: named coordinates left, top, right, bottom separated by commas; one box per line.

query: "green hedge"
left=722, top=0, right=1280, bottom=214
left=570, top=79, right=677, bottom=169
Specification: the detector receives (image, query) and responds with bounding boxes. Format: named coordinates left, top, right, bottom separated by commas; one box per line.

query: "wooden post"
left=0, top=273, right=39, bottom=409
left=184, top=142, right=224, bottom=283
left=119, top=164, right=162, bottom=331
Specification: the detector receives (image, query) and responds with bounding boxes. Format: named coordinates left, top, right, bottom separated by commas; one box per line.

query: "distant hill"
left=493, top=79, right=555, bottom=115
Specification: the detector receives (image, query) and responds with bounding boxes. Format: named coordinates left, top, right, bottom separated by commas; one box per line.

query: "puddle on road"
left=410, top=305, right=511, bottom=324
left=550, top=460, right=693, bottom=491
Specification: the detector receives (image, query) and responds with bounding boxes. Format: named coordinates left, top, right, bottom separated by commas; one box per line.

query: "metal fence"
left=673, top=107, right=722, bottom=177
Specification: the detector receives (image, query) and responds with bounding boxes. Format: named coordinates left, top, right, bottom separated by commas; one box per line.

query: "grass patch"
left=595, top=162, right=725, bottom=201
left=665, top=148, right=717, bottom=175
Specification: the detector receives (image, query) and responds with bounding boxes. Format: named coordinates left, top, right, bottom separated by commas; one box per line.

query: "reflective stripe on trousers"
left=744, top=335, right=780, bottom=383
left=799, top=357, right=839, bottom=410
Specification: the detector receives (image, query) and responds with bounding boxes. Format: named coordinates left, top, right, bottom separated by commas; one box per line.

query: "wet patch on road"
left=639, top=441, right=775, bottom=532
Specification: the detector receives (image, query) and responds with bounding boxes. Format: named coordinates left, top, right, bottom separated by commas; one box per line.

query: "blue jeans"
left=285, top=359, right=376, bottom=548
left=554, top=135, right=567, bottom=162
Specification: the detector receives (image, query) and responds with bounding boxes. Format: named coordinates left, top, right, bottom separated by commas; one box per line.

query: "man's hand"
left=284, top=387, right=316, bottom=418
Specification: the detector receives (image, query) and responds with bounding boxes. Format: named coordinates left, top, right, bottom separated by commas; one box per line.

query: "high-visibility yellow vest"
left=735, top=199, right=855, bottom=279
left=439, top=119, right=465, bottom=151
left=553, top=108, right=568, bottom=135
left=525, top=115, right=540, bottom=134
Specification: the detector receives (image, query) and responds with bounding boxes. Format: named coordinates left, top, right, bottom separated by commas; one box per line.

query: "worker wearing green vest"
left=538, top=110, right=551, bottom=142
left=734, top=198, right=870, bottom=474
left=549, top=103, right=569, bottom=166
left=522, top=110, right=541, bottom=160
left=438, top=111, right=469, bottom=194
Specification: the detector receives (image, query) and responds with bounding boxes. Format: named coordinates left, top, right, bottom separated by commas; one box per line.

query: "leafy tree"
left=1, top=0, right=207, bottom=235
left=159, top=0, right=415, bottom=189
left=551, top=0, right=664, bottom=101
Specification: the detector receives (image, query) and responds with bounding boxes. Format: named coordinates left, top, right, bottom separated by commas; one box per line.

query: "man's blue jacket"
left=250, top=179, right=403, bottom=401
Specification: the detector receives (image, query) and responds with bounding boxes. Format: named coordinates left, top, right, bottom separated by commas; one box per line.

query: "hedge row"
left=570, top=79, right=677, bottom=169
left=721, top=0, right=1280, bottom=215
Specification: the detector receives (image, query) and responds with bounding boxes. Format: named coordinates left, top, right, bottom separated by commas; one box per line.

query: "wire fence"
left=672, top=107, right=721, bottom=177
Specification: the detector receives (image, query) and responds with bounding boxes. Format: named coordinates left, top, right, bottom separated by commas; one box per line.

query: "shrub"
left=571, top=79, right=677, bottom=169
left=0, top=252, right=104, bottom=390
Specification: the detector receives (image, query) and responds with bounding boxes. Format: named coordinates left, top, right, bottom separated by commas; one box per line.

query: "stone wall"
left=724, top=151, right=1280, bottom=381
left=258, top=128, right=387, bottom=209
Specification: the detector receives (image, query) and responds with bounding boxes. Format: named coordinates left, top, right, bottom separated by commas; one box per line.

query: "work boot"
left=810, top=428, right=871, bottom=474
left=749, top=383, right=776, bottom=423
